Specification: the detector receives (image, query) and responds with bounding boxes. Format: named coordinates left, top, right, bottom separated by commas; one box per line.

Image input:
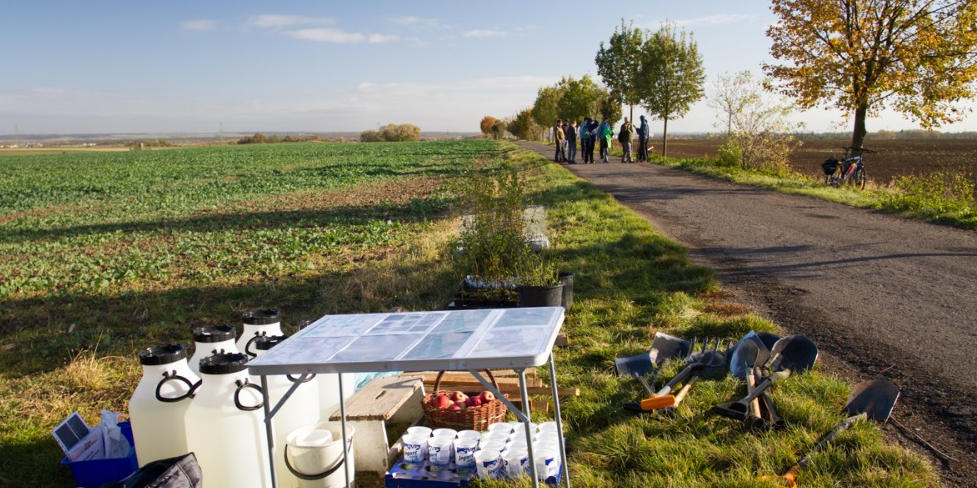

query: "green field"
left=0, top=141, right=936, bottom=486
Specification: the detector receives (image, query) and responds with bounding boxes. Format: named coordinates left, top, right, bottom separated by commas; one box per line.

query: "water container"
left=129, top=344, right=201, bottom=467
left=238, top=309, right=283, bottom=358
left=284, top=423, right=355, bottom=488
left=252, top=335, right=321, bottom=488
left=185, top=353, right=270, bottom=488
left=188, top=325, right=239, bottom=375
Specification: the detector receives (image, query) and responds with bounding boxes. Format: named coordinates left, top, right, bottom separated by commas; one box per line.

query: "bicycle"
left=822, top=146, right=872, bottom=190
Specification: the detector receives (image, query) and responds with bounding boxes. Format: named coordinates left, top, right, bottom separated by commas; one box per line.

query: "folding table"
left=248, top=306, right=570, bottom=488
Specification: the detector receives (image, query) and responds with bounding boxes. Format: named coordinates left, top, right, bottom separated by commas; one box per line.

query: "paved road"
left=516, top=141, right=977, bottom=484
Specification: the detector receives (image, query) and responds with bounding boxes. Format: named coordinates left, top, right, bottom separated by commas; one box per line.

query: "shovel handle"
left=672, top=376, right=698, bottom=407
left=796, top=413, right=867, bottom=468
left=742, top=370, right=790, bottom=403
left=746, top=369, right=762, bottom=419
left=657, top=362, right=698, bottom=396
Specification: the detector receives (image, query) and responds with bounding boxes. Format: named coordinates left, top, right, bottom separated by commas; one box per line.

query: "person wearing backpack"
left=636, top=115, right=649, bottom=161
left=618, top=117, right=635, bottom=163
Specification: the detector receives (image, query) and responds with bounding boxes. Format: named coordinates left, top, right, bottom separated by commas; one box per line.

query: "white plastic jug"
left=185, top=353, right=271, bottom=488
left=238, top=309, right=283, bottom=359
left=284, top=423, right=356, bottom=488
left=188, top=325, right=239, bottom=375
left=251, top=335, right=321, bottom=488
left=297, top=319, right=354, bottom=419
left=129, top=344, right=201, bottom=467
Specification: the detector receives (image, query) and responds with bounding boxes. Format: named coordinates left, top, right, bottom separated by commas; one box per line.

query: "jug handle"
left=244, top=332, right=266, bottom=358
left=283, top=436, right=353, bottom=480
left=155, top=370, right=202, bottom=403
left=287, top=372, right=317, bottom=383
left=233, top=378, right=264, bottom=411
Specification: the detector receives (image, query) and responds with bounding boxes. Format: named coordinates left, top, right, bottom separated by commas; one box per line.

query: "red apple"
left=468, top=395, right=483, bottom=407
left=450, top=403, right=463, bottom=411
left=435, top=394, right=453, bottom=409
left=450, top=391, right=469, bottom=403
left=454, top=401, right=467, bottom=409
left=480, top=391, right=495, bottom=402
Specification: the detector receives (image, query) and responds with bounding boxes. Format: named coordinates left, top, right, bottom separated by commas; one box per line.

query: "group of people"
left=552, top=115, right=650, bottom=164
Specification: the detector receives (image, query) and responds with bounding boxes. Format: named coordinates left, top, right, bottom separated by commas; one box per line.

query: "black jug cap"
left=254, top=334, right=289, bottom=351
left=242, top=309, right=280, bottom=325
left=139, top=344, right=187, bottom=365
left=198, top=352, right=249, bottom=375
left=193, top=324, right=236, bottom=343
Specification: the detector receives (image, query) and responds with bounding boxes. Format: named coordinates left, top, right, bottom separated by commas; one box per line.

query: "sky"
left=2, top=1, right=976, bottom=135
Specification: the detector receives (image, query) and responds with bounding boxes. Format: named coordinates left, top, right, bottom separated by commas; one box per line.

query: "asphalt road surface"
left=516, top=141, right=977, bottom=486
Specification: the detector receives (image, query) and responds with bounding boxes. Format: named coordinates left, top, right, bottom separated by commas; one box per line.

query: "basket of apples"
left=422, top=370, right=508, bottom=430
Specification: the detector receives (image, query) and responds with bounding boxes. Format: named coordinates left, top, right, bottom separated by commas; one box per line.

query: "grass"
left=471, top=144, right=937, bottom=487
left=0, top=139, right=937, bottom=486
left=644, top=152, right=977, bottom=231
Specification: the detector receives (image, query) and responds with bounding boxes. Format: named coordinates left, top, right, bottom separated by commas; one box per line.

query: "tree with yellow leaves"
left=765, top=0, right=977, bottom=149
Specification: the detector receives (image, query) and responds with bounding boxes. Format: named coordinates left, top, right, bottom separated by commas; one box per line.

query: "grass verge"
left=472, top=143, right=937, bottom=487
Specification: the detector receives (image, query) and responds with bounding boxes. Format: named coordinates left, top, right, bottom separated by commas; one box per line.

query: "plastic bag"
left=101, top=410, right=133, bottom=459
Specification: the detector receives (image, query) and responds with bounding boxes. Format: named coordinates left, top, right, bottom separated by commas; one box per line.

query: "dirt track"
left=516, top=141, right=977, bottom=487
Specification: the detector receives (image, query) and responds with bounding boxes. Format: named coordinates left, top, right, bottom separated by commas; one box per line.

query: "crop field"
left=0, top=140, right=499, bottom=485
left=663, top=137, right=977, bottom=188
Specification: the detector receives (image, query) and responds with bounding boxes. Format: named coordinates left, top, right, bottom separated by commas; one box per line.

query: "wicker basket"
left=422, top=370, right=508, bottom=431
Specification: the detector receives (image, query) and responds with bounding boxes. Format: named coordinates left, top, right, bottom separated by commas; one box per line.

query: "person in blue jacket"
left=636, top=115, right=650, bottom=162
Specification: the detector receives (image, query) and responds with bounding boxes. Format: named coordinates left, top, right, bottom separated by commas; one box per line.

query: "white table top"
left=247, top=307, right=565, bottom=375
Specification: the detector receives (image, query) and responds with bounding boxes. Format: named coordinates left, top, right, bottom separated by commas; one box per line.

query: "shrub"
left=362, top=123, right=421, bottom=142
left=731, top=131, right=798, bottom=175
left=883, top=170, right=976, bottom=214
left=715, top=140, right=742, bottom=168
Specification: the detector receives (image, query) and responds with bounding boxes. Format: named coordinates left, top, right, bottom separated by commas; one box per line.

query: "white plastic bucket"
left=285, top=423, right=356, bottom=488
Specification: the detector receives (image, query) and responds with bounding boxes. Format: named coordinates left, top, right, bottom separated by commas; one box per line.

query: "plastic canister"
left=237, top=309, right=283, bottom=358
left=129, top=344, right=201, bottom=467
left=251, top=334, right=321, bottom=488
left=188, top=325, right=238, bottom=375
left=184, top=353, right=270, bottom=488
left=284, top=423, right=356, bottom=488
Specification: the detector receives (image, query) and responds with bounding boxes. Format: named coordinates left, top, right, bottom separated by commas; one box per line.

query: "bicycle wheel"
left=853, top=167, right=866, bottom=190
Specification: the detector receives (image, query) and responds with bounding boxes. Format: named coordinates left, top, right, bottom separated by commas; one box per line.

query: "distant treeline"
left=237, top=133, right=322, bottom=144
left=360, top=123, right=421, bottom=142
left=795, top=130, right=977, bottom=141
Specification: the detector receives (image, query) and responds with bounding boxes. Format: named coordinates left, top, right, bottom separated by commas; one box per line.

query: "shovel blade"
left=711, top=401, right=749, bottom=420
left=768, top=335, right=819, bottom=373
left=614, top=353, right=654, bottom=377
left=843, top=379, right=900, bottom=422
left=650, top=332, right=692, bottom=367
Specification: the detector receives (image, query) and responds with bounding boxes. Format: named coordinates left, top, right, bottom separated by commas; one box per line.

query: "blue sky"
left=1, top=1, right=975, bottom=135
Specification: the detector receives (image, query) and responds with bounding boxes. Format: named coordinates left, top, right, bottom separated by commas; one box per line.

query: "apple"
left=450, top=403, right=463, bottom=411
left=435, top=394, right=453, bottom=409
left=450, top=391, right=469, bottom=403
left=468, top=396, right=483, bottom=407
left=480, top=391, right=495, bottom=402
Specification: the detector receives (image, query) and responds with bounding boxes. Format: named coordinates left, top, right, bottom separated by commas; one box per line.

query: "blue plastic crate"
left=60, top=421, right=139, bottom=488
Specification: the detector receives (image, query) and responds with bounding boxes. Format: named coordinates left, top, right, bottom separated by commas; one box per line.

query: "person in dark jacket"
left=586, top=118, right=599, bottom=163
left=553, top=119, right=565, bottom=162
left=566, top=120, right=578, bottom=163
left=636, top=115, right=650, bottom=162
left=618, top=117, right=634, bottom=163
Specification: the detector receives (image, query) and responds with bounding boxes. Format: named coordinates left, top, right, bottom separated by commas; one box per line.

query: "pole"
left=338, top=373, right=350, bottom=488
left=260, top=375, right=278, bottom=488
left=519, top=369, right=540, bottom=488
left=548, top=354, right=570, bottom=487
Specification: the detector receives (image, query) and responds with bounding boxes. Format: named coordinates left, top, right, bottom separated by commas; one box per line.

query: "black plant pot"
left=558, top=271, right=575, bottom=312
left=516, top=283, right=565, bottom=307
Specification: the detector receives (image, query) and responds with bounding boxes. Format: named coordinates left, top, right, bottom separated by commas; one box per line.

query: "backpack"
left=102, top=453, right=202, bottom=488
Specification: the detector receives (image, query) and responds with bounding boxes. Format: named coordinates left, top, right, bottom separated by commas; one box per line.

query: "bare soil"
left=662, top=137, right=977, bottom=187
left=517, top=140, right=977, bottom=487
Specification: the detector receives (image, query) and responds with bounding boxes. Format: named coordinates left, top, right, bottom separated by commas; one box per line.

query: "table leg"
left=549, top=354, right=570, bottom=488
left=338, top=372, right=350, bottom=488
left=260, top=375, right=278, bottom=488
left=519, top=369, right=541, bottom=488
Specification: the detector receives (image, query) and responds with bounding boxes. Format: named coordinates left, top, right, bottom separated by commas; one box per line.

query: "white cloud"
left=671, top=14, right=756, bottom=27
left=389, top=16, right=442, bottom=28
left=180, top=19, right=216, bottom=32
left=463, top=29, right=507, bottom=39
left=287, top=28, right=398, bottom=44
left=247, top=14, right=335, bottom=29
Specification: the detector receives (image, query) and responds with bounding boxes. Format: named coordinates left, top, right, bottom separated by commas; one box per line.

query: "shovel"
left=615, top=332, right=691, bottom=395
left=762, top=379, right=900, bottom=487
left=628, top=349, right=727, bottom=411
left=730, top=333, right=787, bottom=429
left=713, top=335, right=818, bottom=421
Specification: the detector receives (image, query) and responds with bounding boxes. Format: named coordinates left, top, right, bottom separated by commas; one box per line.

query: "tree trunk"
left=852, top=103, right=868, bottom=149
left=662, top=118, right=669, bottom=157
left=629, top=104, right=634, bottom=123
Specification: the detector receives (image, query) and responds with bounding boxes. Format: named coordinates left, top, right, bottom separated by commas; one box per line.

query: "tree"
left=507, top=109, right=542, bottom=140
left=479, top=116, right=499, bottom=138
left=765, top=0, right=977, bottom=149
left=597, top=91, right=623, bottom=125
left=490, top=119, right=507, bottom=139
left=555, top=75, right=605, bottom=122
left=637, top=24, right=706, bottom=157
left=709, top=71, right=760, bottom=137
left=595, top=19, right=645, bottom=121
left=531, top=86, right=562, bottom=129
